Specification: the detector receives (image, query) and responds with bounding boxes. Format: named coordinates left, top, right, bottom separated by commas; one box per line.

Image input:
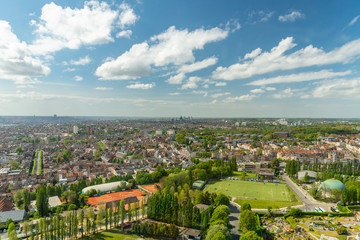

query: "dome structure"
left=321, top=179, right=345, bottom=191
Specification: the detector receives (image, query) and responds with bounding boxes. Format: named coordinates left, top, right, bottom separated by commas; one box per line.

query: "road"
left=229, top=202, right=240, bottom=240
left=283, top=175, right=336, bottom=212
left=35, top=150, right=40, bottom=175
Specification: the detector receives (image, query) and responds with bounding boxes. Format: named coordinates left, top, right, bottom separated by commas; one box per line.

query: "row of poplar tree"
left=13, top=198, right=147, bottom=240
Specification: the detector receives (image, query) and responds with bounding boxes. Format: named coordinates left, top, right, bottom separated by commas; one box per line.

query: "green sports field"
left=204, top=179, right=301, bottom=208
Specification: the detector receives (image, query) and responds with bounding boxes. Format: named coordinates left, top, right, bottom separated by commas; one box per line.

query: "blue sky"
left=0, top=0, right=360, bottom=118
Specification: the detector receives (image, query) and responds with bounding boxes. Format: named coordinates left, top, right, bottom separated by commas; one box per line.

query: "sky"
left=0, top=0, right=360, bottom=118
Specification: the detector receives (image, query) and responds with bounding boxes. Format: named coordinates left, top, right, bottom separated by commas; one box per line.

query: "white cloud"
left=168, top=92, right=180, bottom=96
left=181, top=76, right=202, bottom=89
left=279, top=11, right=305, bottom=22
left=213, top=37, right=360, bottom=81
left=29, top=1, right=121, bottom=55
left=223, top=94, right=256, bottom=102
left=215, top=82, right=227, bottom=87
left=248, top=10, right=274, bottom=23
left=312, top=78, right=360, bottom=99
left=349, top=15, right=360, bottom=26
left=192, top=90, right=208, bottom=97
left=265, top=87, right=276, bottom=91
left=63, top=67, right=76, bottom=72
left=95, top=87, right=113, bottom=90
left=178, top=57, right=218, bottom=74
left=167, top=57, right=218, bottom=85
left=211, top=92, right=231, bottom=98
left=74, top=75, right=83, bottom=81
left=116, top=30, right=132, bottom=38
left=250, top=88, right=264, bottom=94
left=0, top=21, right=50, bottom=85
left=244, top=48, right=262, bottom=60
left=248, top=70, right=352, bottom=86
left=96, top=26, right=228, bottom=80
left=225, top=19, right=241, bottom=32
left=118, top=3, right=139, bottom=29
left=210, top=99, right=217, bottom=104
left=126, top=83, right=155, bottom=90
left=167, top=73, right=186, bottom=84
left=272, top=88, right=295, bottom=99
left=64, top=56, right=91, bottom=66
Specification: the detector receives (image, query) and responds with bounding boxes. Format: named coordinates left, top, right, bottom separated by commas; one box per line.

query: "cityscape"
left=1, top=0, right=360, bottom=240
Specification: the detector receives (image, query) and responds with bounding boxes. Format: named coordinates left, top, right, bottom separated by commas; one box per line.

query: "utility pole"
left=182, top=214, right=185, bottom=240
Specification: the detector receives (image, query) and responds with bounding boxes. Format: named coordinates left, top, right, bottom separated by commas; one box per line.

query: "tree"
left=241, top=203, right=251, bottom=212
left=36, top=184, right=49, bottom=217
left=214, top=193, right=230, bottom=206
left=303, top=172, right=310, bottom=183
left=239, top=210, right=257, bottom=233
left=210, top=205, right=230, bottom=226
left=96, top=206, right=106, bottom=230
left=8, top=222, right=17, bottom=240
left=240, top=231, right=261, bottom=240
left=330, top=189, right=342, bottom=202
left=210, top=232, right=227, bottom=240
left=9, top=160, right=20, bottom=170
left=336, top=226, right=347, bottom=235
left=15, top=147, right=24, bottom=155
left=23, top=221, right=30, bottom=238
left=205, top=224, right=231, bottom=240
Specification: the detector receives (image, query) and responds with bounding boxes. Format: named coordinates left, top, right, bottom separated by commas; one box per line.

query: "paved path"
left=35, top=150, right=40, bottom=175
left=229, top=201, right=240, bottom=240
left=283, top=175, right=336, bottom=212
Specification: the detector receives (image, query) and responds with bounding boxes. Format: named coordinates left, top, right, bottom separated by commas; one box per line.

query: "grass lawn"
left=204, top=179, right=301, bottom=209
left=78, top=230, right=153, bottom=240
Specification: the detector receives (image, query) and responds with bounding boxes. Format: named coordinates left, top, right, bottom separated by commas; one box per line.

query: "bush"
left=336, top=226, right=347, bottom=235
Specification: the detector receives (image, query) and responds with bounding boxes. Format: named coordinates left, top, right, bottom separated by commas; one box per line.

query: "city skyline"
left=0, top=0, right=360, bottom=117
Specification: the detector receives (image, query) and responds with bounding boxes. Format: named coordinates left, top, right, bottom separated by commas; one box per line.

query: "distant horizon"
left=1, top=115, right=360, bottom=121
left=0, top=1, right=360, bottom=117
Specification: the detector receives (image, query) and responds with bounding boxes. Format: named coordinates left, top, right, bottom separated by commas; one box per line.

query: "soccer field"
left=204, top=179, right=291, bottom=202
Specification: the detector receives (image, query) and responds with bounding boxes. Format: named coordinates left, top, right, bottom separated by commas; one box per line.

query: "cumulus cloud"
left=167, top=57, right=218, bottom=85
left=0, top=21, right=50, bottom=85
left=167, top=73, right=186, bottom=84
left=118, top=3, right=139, bottom=29
left=95, top=87, right=113, bottom=90
left=29, top=1, right=138, bottom=55
left=181, top=76, right=202, bottom=89
left=265, top=87, right=276, bottom=91
left=178, top=57, right=218, bottom=74
left=272, top=88, right=296, bottom=99
left=211, top=92, right=231, bottom=98
left=250, top=88, right=264, bottom=94
left=244, top=48, right=262, bottom=60
left=213, top=37, right=360, bottom=81
left=248, top=70, right=351, bottom=86
left=312, top=78, right=360, bottom=99
left=126, top=83, right=155, bottom=90
left=64, top=56, right=91, bottom=66
left=223, top=94, right=256, bottom=102
left=74, top=75, right=83, bottom=81
left=116, top=30, right=132, bottom=38
left=215, top=82, right=227, bottom=87
left=96, top=26, right=228, bottom=80
left=279, top=11, right=305, bottom=22
left=192, top=90, right=208, bottom=97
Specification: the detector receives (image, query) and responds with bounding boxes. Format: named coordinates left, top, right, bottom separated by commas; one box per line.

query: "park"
left=204, top=179, right=302, bottom=209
